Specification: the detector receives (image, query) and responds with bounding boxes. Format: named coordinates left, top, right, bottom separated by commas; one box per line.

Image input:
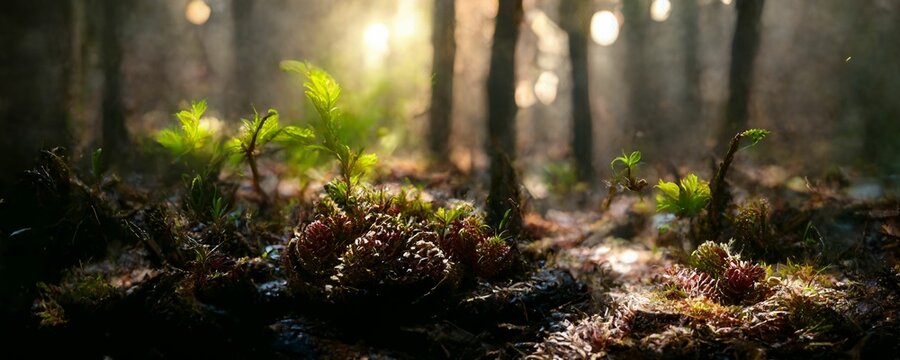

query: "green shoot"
left=498, top=208, right=513, bottom=234
left=227, top=108, right=312, bottom=199
left=91, top=148, right=105, bottom=184
left=610, top=150, right=647, bottom=191
left=605, top=150, right=648, bottom=208
left=655, top=173, right=711, bottom=217
left=282, top=61, right=378, bottom=192
left=156, top=100, right=215, bottom=162
left=434, top=204, right=473, bottom=227
left=741, top=128, right=769, bottom=147
left=611, top=150, right=642, bottom=175
left=184, top=174, right=229, bottom=223
left=706, top=128, right=770, bottom=239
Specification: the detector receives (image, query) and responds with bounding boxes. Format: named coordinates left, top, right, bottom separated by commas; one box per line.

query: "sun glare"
left=363, top=23, right=390, bottom=67
left=515, top=80, right=536, bottom=108
left=185, top=0, right=211, bottom=26
left=650, top=0, right=672, bottom=22
left=393, top=0, right=417, bottom=38
left=534, top=71, right=559, bottom=105
left=590, top=11, right=620, bottom=46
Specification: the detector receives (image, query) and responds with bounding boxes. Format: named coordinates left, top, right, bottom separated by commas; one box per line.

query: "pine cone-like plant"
left=474, top=236, right=513, bottom=278
left=690, top=241, right=731, bottom=276
left=334, top=235, right=390, bottom=289
left=438, top=216, right=486, bottom=267
left=733, top=199, right=770, bottom=256
left=664, top=265, right=720, bottom=300
left=400, top=232, right=456, bottom=285
left=720, top=259, right=766, bottom=303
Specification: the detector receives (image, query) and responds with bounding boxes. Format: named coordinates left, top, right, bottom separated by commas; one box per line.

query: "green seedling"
left=282, top=61, right=378, bottom=193
left=611, top=150, right=647, bottom=192
left=706, top=128, right=770, bottom=239
left=227, top=108, right=312, bottom=199
left=183, top=174, right=229, bottom=223
left=605, top=150, right=648, bottom=208
left=156, top=100, right=219, bottom=166
left=91, top=148, right=106, bottom=184
left=655, top=173, right=711, bottom=218
left=434, top=204, right=474, bottom=228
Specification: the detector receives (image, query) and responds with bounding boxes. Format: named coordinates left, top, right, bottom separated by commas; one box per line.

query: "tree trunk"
left=680, top=0, right=701, bottom=129
left=560, top=0, right=594, bottom=182
left=428, top=0, right=456, bottom=163
left=231, top=0, right=255, bottom=117
left=0, top=0, right=73, bottom=185
left=721, top=0, right=765, bottom=147
left=100, top=0, right=129, bottom=163
left=621, top=0, right=655, bottom=153
left=486, top=0, right=523, bottom=232
left=843, top=1, right=900, bottom=170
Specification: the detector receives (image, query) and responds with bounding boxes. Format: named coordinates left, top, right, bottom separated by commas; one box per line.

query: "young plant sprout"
left=706, top=128, right=770, bottom=239
left=155, top=100, right=218, bottom=167
left=91, top=148, right=105, bottom=185
left=226, top=108, right=311, bottom=199
left=605, top=150, right=648, bottom=208
left=655, top=173, right=711, bottom=218
left=183, top=174, right=229, bottom=224
left=281, top=61, right=378, bottom=194
left=611, top=150, right=647, bottom=192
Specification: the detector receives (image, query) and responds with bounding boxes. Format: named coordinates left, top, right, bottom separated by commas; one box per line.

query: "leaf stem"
left=706, top=132, right=745, bottom=240
left=247, top=111, right=276, bottom=200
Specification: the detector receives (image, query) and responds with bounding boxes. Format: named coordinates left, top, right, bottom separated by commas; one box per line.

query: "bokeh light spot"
left=590, top=11, right=620, bottom=46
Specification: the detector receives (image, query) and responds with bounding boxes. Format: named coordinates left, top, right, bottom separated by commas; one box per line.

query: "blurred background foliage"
left=1, top=0, right=899, bottom=192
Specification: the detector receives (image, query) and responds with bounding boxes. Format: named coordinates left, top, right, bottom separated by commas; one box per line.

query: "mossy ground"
left=1, top=150, right=898, bottom=359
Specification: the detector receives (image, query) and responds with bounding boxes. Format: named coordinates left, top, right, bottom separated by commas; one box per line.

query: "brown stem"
left=706, top=132, right=745, bottom=241
left=246, top=112, right=276, bottom=200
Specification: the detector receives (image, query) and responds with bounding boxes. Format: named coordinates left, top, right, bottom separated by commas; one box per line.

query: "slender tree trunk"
left=721, top=0, right=764, bottom=147
left=100, top=0, right=128, bottom=162
left=680, top=0, right=701, bottom=128
left=844, top=2, right=900, bottom=169
left=0, top=0, right=73, bottom=185
left=486, top=0, right=523, bottom=232
left=428, top=0, right=456, bottom=163
left=560, top=0, right=594, bottom=182
left=487, top=0, right=523, bottom=161
left=231, top=0, right=255, bottom=117
left=621, top=0, right=655, bottom=153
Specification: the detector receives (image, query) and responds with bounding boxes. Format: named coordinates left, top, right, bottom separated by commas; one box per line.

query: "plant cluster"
left=35, top=270, right=119, bottom=326
left=655, top=173, right=711, bottom=218
left=663, top=241, right=768, bottom=304
left=282, top=186, right=514, bottom=303
left=278, top=64, right=515, bottom=306
left=605, top=150, right=648, bottom=208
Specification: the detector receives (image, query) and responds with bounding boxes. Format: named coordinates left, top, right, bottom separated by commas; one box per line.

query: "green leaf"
left=655, top=173, right=711, bottom=217
left=610, top=150, right=642, bottom=173
left=354, top=153, right=378, bottom=172
left=741, top=128, right=769, bottom=146
left=156, top=100, right=213, bottom=159
left=278, top=126, right=314, bottom=144
left=91, top=148, right=105, bottom=181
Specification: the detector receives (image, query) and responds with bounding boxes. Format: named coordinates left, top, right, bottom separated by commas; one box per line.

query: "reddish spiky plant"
left=664, top=265, right=719, bottom=300
left=335, top=215, right=413, bottom=288
left=438, top=216, right=486, bottom=267
left=720, top=259, right=766, bottom=303
left=473, top=236, right=513, bottom=278
left=400, top=232, right=457, bottom=285
left=334, top=236, right=389, bottom=289
left=690, top=241, right=731, bottom=276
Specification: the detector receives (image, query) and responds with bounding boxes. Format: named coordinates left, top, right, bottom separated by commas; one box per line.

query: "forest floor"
left=1, top=149, right=899, bottom=359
